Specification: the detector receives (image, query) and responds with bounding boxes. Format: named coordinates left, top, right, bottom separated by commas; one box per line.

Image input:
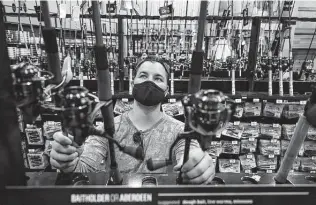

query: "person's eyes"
left=139, top=74, right=147, bottom=79
left=155, top=78, right=163, bottom=82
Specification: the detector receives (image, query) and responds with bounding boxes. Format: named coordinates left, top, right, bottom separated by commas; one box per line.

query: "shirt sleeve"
left=74, top=115, right=123, bottom=172
left=172, top=124, right=201, bottom=164
left=74, top=134, right=108, bottom=172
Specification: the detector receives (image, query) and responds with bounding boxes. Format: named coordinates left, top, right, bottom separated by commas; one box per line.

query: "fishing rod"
left=24, top=0, right=39, bottom=58
left=91, top=0, right=144, bottom=185
left=277, top=1, right=285, bottom=96
left=128, top=3, right=134, bottom=95
left=146, top=0, right=211, bottom=185
left=288, top=0, right=295, bottom=96
left=207, top=0, right=216, bottom=77
left=107, top=0, right=114, bottom=95
left=56, top=0, right=64, bottom=60
left=145, top=0, right=149, bottom=53
left=268, top=1, right=273, bottom=96
left=170, top=0, right=175, bottom=96
left=184, top=0, right=188, bottom=58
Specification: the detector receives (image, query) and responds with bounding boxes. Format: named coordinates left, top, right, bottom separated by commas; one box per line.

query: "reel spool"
left=57, top=86, right=95, bottom=146
left=183, top=89, right=235, bottom=136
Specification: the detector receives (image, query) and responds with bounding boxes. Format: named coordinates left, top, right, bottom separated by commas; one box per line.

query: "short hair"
left=134, top=56, right=171, bottom=81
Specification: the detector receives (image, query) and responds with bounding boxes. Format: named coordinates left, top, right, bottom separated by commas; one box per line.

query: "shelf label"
left=232, top=141, right=238, bottom=145
left=245, top=170, right=251, bottom=174
left=268, top=154, right=275, bottom=158
left=253, top=98, right=260, bottom=102
left=251, top=122, right=257, bottom=126
left=266, top=170, right=273, bottom=173
left=250, top=148, right=256, bottom=152
left=230, top=159, right=236, bottom=163
left=276, top=99, right=283, bottom=104
left=271, top=139, right=278, bottom=143
left=169, top=98, right=176, bottom=103
left=300, top=101, right=307, bottom=105
left=235, top=99, right=242, bottom=103
left=234, top=121, right=240, bottom=125
left=242, top=96, right=247, bottom=99
left=274, top=150, right=280, bottom=155
left=247, top=154, right=253, bottom=159
left=122, top=98, right=128, bottom=102
left=249, top=137, right=255, bottom=142
left=273, top=124, right=279, bottom=128
left=216, top=133, right=221, bottom=138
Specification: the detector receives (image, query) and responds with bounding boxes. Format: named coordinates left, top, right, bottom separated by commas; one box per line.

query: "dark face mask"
left=132, top=81, right=166, bottom=106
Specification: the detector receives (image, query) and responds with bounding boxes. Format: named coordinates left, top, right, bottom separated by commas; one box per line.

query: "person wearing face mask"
left=50, top=56, right=215, bottom=184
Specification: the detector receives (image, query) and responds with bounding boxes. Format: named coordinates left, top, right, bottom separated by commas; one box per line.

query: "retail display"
left=3, top=0, right=316, bottom=188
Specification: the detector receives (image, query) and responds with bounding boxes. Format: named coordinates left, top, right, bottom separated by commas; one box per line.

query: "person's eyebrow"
left=138, top=71, right=148, bottom=75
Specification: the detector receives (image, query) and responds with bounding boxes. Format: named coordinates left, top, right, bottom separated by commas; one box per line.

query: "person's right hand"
left=50, top=131, right=79, bottom=172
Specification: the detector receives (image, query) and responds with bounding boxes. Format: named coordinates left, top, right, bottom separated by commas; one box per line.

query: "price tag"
left=216, top=133, right=221, bottom=138
left=253, top=98, right=260, bottom=102
left=289, top=170, right=294, bottom=173
left=235, top=99, right=242, bottom=103
left=299, top=150, right=304, bottom=156
left=247, top=154, right=253, bottom=159
left=242, top=96, right=247, bottom=99
left=266, top=170, right=273, bottom=173
left=310, top=171, right=316, bottom=174
left=234, top=121, right=240, bottom=125
left=268, top=154, right=275, bottom=158
left=271, top=139, right=278, bottom=143
left=283, top=100, right=288, bottom=103
left=300, top=101, right=307, bottom=105
left=250, top=148, right=256, bottom=152
left=263, top=100, right=267, bottom=103
left=232, top=141, right=238, bottom=145
left=312, top=156, right=316, bottom=160
left=122, top=98, right=128, bottom=102
left=230, top=159, right=236, bottom=163
left=273, top=124, right=279, bottom=128
left=251, top=122, right=257, bottom=126
left=274, top=150, right=280, bottom=155
left=245, top=170, right=251, bottom=174
left=211, top=141, right=218, bottom=145
left=270, top=165, right=276, bottom=169
left=169, top=98, right=176, bottom=103
left=249, top=137, right=255, bottom=142
left=276, top=99, right=283, bottom=104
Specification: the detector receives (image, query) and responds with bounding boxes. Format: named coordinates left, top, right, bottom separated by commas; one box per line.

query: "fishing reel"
left=300, top=60, right=316, bottom=81
left=259, top=55, right=273, bottom=74
left=147, top=89, right=236, bottom=172
left=226, top=57, right=238, bottom=71
left=11, top=62, right=54, bottom=123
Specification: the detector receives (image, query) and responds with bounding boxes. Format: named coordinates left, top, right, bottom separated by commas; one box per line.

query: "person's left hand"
left=173, top=149, right=215, bottom=184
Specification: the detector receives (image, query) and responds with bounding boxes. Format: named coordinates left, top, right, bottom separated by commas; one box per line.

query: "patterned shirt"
left=74, top=112, right=200, bottom=174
